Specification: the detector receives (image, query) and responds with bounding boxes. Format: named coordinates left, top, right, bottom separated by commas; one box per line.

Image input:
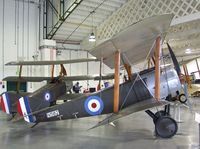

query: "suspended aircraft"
left=1, top=58, right=114, bottom=118
left=3, top=14, right=184, bottom=138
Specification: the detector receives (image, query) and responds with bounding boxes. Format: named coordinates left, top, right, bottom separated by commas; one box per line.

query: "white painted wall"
left=0, top=0, right=40, bottom=93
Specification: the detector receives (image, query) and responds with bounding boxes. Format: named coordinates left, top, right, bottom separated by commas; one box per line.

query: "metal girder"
left=45, top=0, right=83, bottom=39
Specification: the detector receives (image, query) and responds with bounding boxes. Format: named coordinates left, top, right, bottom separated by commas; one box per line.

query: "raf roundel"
left=44, top=92, right=51, bottom=101
left=84, top=96, right=104, bottom=116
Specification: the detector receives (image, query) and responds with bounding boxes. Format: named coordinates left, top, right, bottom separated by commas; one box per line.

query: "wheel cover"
left=155, top=116, right=178, bottom=138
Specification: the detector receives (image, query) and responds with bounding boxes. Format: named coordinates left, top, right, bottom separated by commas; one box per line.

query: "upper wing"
left=90, top=99, right=169, bottom=129
left=3, top=76, right=51, bottom=82
left=5, top=58, right=98, bottom=66
left=90, top=14, right=174, bottom=68
left=3, top=74, right=115, bottom=82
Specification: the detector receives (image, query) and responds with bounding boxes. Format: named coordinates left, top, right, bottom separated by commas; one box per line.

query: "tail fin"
left=17, top=96, right=35, bottom=123
left=1, top=93, right=11, bottom=114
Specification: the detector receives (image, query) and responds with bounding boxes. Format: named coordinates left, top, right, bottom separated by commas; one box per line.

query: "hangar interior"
left=0, top=0, right=200, bottom=149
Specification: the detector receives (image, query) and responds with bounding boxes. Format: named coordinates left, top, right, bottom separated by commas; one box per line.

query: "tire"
left=155, top=116, right=178, bottom=138
left=178, top=94, right=187, bottom=103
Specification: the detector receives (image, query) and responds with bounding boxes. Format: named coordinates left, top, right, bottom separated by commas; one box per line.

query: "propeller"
left=166, top=43, right=181, bottom=76
left=166, top=43, right=192, bottom=110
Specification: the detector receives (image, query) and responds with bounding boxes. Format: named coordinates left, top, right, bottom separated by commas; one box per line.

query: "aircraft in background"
left=2, top=14, right=183, bottom=138
left=1, top=58, right=114, bottom=119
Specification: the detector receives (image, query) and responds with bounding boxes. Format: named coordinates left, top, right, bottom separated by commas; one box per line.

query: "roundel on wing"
left=84, top=96, right=104, bottom=116
left=44, top=91, right=51, bottom=101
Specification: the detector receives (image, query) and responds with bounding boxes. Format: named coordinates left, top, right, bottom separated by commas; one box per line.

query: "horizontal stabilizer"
left=90, top=99, right=169, bottom=129
left=5, top=58, right=98, bottom=66
left=3, top=74, right=115, bottom=82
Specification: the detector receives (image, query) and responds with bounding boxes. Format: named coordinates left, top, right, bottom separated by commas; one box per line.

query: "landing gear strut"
left=145, top=104, right=178, bottom=138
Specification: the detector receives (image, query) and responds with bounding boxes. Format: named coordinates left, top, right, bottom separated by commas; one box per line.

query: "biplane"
left=1, top=58, right=114, bottom=117
left=1, top=14, right=183, bottom=138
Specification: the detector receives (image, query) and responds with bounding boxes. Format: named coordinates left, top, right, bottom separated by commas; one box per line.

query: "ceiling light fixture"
left=89, top=11, right=96, bottom=42
left=89, top=32, right=96, bottom=42
left=185, top=48, right=191, bottom=54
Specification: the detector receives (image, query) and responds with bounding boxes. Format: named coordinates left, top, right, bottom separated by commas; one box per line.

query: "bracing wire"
left=17, top=0, right=20, bottom=59
left=119, top=38, right=157, bottom=110
left=22, top=0, right=25, bottom=58
left=15, top=0, right=17, bottom=45
left=2, top=0, right=5, bottom=78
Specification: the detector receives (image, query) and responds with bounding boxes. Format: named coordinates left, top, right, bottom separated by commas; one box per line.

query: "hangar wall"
left=0, top=0, right=40, bottom=93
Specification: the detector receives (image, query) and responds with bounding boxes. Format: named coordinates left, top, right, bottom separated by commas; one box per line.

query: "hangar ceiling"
left=44, top=0, right=200, bottom=62
left=44, top=0, right=127, bottom=44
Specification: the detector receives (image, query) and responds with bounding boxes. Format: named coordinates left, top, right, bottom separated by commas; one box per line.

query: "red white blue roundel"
left=44, top=91, right=51, bottom=101
left=84, top=96, right=104, bottom=116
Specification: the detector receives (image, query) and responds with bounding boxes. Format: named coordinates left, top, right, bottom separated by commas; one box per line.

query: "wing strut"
left=16, top=65, right=23, bottom=93
left=113, top=51, right=120, bottom=113
left=155, top=36, right=161, bottom=100
left=97, top=58, right=103, bottom=91
left=51, top=65, right=55, bottom=81
left=124, top=64, right=132, bottom=81
left=59, top=64, right=67, bottom=76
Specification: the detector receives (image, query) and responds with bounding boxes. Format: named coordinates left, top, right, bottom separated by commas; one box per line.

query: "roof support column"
left=183, top=64, right=191, bottom=88
left=113, top=51, right=120, bottom=113
left=196, top=59, right=200, bottom=77
left=17, top=65, right=23, bottom=93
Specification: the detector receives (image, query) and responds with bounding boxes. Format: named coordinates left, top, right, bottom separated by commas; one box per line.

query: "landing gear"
left=145, top=104, right=178, bottom=138
left=6, top=113, right=16, bottom=121
left=178, top=94, right=187, bottom=103
left=169, top=92, right=187, bottom=104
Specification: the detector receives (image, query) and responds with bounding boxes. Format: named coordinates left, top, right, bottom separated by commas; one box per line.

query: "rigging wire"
left=119, top=39, right=156, bottom=110
left=17, top=0, right=20, bottom=59
left=61, top=0, right=108, bottom=46
left=2, top=0, right=5, bottom=79
left=27, top=0, right=30, bottom=61
left=22, top=0, right=25, bottom=58
left=15, top=0, right=17, bottom=45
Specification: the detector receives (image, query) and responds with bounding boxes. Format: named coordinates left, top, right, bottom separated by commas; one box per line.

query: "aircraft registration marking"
left=46, top=110, right=60, bottom=118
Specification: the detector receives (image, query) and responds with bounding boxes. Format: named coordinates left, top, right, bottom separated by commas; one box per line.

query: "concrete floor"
left=0, top=98, right=200, bottom=149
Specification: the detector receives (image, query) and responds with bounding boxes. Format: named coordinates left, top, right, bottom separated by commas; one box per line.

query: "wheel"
left=178, top=94, right=187, bottom=103
left=155, top=116, right=178, bottom=138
